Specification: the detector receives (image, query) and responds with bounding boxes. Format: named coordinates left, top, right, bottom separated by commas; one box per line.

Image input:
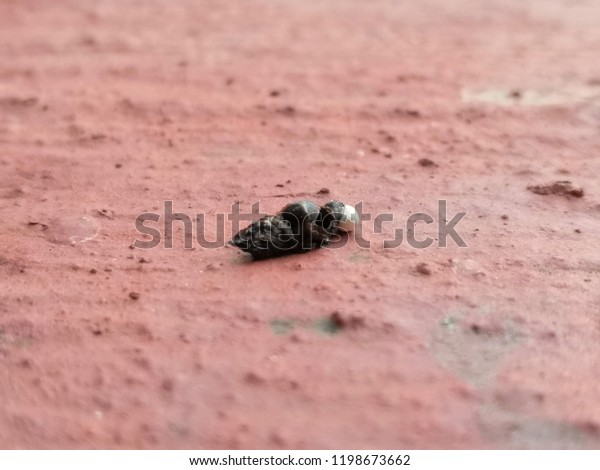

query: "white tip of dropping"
left=337, top=204, right=360, bottom=233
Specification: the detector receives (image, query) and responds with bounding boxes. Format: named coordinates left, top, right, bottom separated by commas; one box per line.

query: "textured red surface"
left=1, top=0, right=599, bottom=449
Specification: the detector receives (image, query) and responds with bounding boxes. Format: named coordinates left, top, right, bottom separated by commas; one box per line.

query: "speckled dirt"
left=1, top=0, right=599, bottom=450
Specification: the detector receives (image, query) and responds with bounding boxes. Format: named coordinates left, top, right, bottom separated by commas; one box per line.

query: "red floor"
left=0, top=0, right=599, bottom=449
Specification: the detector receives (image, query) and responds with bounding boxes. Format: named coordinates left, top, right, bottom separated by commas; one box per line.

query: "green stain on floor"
left=440, top=315, right=459, bottom=330
left=431, top=311, right=524, bottom=388
left=269, top=316, right=342, bottom=336
left=270, top=318, right=296, bottom=335
left=348, top=251, right=371, bottom=263
left=313, top=316, right=342, bottom=336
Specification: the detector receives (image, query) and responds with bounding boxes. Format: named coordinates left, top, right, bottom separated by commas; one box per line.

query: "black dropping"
left=230, top=200, right=348, bottom=260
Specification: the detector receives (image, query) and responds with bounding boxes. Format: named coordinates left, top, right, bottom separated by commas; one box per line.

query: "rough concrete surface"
left=0, top=0, right=599, bottom=449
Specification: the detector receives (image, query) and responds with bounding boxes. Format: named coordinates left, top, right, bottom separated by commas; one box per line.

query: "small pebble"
left=418, top=158, right=437, bottom=167
left=415, top=262, right=432, bottom=275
